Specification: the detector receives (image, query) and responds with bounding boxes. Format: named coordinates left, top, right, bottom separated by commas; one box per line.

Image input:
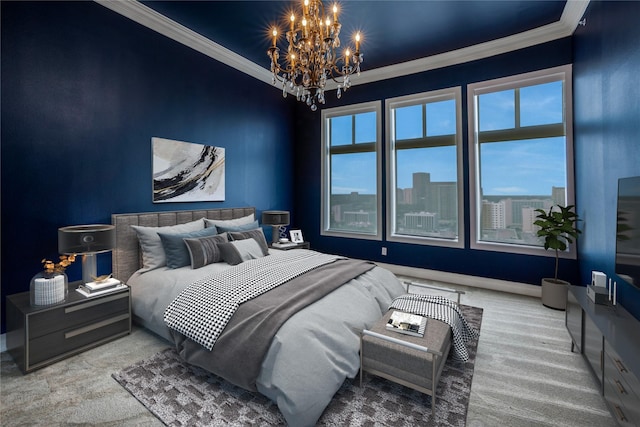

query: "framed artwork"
left=152, top=137, right=225, bottom=203
left=290, top=229, right=304, bottom=243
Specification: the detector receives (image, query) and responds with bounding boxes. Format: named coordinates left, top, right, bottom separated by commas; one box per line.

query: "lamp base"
left=82, top=254, right=98, bottom=284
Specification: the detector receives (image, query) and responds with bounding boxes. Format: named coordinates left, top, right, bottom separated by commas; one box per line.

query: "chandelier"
left=268, top=0, right=363, bottom=111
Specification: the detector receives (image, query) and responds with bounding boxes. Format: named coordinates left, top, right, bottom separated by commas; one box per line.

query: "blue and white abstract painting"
left=152, top=137, right=225, bottom=203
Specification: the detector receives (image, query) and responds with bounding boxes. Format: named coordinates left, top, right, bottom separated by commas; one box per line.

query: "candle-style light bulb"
left=290, top=13, right=295, bottom=32
left=333, top=4, right=338, bottom=22
left=355, top=32, right=361, bottom=52
left=345, top=48, right=350, bottom=65
left=272, top=28, right=278, bottom=47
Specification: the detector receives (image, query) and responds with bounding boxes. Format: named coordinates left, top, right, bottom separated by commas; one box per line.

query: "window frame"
left=321, top=101, right=383, bottom=240
left=385, top=87, right=465, bottom=248
left=467, top=64, right=576, bottom=258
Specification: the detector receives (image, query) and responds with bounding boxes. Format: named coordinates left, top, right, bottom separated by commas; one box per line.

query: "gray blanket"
left=172, top=258, right=375, bottom=391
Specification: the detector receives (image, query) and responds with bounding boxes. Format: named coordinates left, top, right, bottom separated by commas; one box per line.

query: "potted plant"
left=534, top=204, right=581, bottom=310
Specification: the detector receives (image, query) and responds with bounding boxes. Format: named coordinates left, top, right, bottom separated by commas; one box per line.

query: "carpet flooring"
left=1, top=280, right=616, bottom=426
left=112, top=305, right=482, bottom=426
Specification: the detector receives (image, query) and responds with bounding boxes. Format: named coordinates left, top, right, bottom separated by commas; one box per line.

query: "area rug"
left=113, top=304, right=482, bottom=426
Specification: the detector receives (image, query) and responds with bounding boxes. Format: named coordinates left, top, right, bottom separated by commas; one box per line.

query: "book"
left=76, top=283, right=127, bottom=298
left=84, top=277, right=121, bottom=291
left=386, top=311, right=427, bottom=337
left=272, top=242, right=298, bottom=248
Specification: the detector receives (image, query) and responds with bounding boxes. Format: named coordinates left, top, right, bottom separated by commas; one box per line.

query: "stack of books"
left=386, top=311, right=428, bottom=337
left=272, top=241, right=298, bottom=248
left=76, top=277, right=126, bottom=297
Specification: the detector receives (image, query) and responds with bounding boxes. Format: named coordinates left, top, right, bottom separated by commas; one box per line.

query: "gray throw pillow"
left=158, top=227, right=218, bottom=269
left=184, top=233, right=229, bottom=269
left=228, top=228, right=269, bottom=256
left=218, top=238, right=265, bottom=266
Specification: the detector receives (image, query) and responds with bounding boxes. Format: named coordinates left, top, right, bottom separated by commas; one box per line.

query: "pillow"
left=131, top=218, right=205, bottom=271
left=228, top=228, right=269, bottom=256
left=159, top=227, right=218, bottom=269
left=218, top=238, right=265, bottom=266
left=184, top=233, right=229, bottom=269
left=215, top=220, right=259, bottom=233
left=204, top=213, right=255, bottom=229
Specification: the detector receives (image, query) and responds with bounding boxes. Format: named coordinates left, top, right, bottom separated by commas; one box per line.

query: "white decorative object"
left=30, top=272, right=68, bottom=306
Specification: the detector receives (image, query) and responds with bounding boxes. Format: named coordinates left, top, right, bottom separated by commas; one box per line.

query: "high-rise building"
left=482, top=200, right=506, bottom=229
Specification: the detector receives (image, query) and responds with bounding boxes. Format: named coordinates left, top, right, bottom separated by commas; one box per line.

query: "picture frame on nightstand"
left=290, top=229, right=304, bottom=243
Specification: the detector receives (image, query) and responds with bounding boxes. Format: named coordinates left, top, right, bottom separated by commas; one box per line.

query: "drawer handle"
left=64, top=314, right=129, bottom=339
left=65, top=292, right=128, bottom=314
left=614, top=379, right=627, bottom=395
left=613, top=405, right=627, bottom=422
left=614, top=358, right=628, bottom=373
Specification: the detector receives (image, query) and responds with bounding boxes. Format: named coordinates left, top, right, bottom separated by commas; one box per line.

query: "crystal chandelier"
left=268, top=0, right=363, bottom=111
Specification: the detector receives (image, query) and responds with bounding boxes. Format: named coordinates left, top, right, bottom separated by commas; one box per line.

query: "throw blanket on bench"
left=165, top=250, right=345, bottom=350
left=389, top=294, right=480, bottom=361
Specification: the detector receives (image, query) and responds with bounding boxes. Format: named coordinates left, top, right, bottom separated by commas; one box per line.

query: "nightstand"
left=270, top=242, right=311, bottom=250
left=6, top=282, right=131, bottom=373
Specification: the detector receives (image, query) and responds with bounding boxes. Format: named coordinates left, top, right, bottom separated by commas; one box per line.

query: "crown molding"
left=96, top=0, right=274, bottom=86
left=96, top=0, right=589, bottom=92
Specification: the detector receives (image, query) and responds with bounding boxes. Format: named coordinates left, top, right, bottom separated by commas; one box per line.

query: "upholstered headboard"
left=111, top=207, right=256, bottom=283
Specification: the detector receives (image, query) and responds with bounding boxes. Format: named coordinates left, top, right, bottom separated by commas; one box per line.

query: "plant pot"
left=541, top=278, right=570, bottom=310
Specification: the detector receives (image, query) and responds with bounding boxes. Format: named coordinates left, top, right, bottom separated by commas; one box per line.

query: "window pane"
left=395, top=105, right=423, bottom=140
left=330, top=115, right=352, bottom=146
left=330, top=152, right=377, bottom=233
left=355, top=112, right=377, bottom=143
left=426, top=100, right=456, bottom=136
left=479, top=90, right=515, bottom=131
left=395, top=146, right=458, bottom=239
left=520, top=81, right=563, bottom=127
left=478, top=137, right=567, bottom=246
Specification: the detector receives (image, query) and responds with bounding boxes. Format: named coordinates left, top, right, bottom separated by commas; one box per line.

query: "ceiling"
left=98, top=1, right=588, bottom=88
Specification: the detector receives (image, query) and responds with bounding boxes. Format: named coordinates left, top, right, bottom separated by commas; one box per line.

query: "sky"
left=331, top=80, right=567, bottom=196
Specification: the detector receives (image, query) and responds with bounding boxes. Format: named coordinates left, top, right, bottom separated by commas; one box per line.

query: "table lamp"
left=58, top=224, right=116, bottom=284
left=261, top=210, right=290, bottom=244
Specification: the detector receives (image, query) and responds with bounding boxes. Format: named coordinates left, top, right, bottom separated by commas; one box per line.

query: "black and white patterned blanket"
left=164, top=250, right=342, bottom=350
left=389, top=294, right=480, bottom=361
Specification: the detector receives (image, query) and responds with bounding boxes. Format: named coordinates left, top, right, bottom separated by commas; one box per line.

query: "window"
left=321, top=101, right=382, bottom=240
left=386, top=88, right=464, bottom=247
left=468, top=65, right=575, bottom=256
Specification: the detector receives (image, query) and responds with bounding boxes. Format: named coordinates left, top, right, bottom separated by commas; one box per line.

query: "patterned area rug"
left=113, top=305, right=482, bottom=426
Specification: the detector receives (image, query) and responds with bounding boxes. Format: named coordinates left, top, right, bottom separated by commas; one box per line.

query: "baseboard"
left=376, top=262, right=541, bottom=298
left=1, top=333, right=6, bottom=353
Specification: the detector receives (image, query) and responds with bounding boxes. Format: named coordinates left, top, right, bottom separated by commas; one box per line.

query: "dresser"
left=6, top=283, right=131, bottom=373
left=566, top=286, right=640, bottom=426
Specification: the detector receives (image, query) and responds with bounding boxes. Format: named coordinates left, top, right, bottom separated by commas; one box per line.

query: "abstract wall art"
left=152, top=137, right=225, bottom=203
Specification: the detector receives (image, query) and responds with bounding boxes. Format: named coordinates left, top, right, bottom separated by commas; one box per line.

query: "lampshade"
left=261, top=211, right=290, bottom=227
left=58, top=224, right=116, bottom=284
left=262, top=210, right=290, bottom=245
left=58, top=224, right=116, bottom=254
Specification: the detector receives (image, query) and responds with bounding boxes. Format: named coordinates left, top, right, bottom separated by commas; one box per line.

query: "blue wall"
left=292, top=38, right=580, bottom=287
left=1, top=2, right=295, bottom=332
left=573, top=1, right=640, bottom=320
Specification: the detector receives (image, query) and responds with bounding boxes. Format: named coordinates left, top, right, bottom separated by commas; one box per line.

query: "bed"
left=111, top=207, right=406, bottom=426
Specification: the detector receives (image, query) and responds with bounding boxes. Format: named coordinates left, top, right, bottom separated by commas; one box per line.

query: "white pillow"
left=131, top=218, right=205, bottom=271
left=203, top=213, right=255, bottom=229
